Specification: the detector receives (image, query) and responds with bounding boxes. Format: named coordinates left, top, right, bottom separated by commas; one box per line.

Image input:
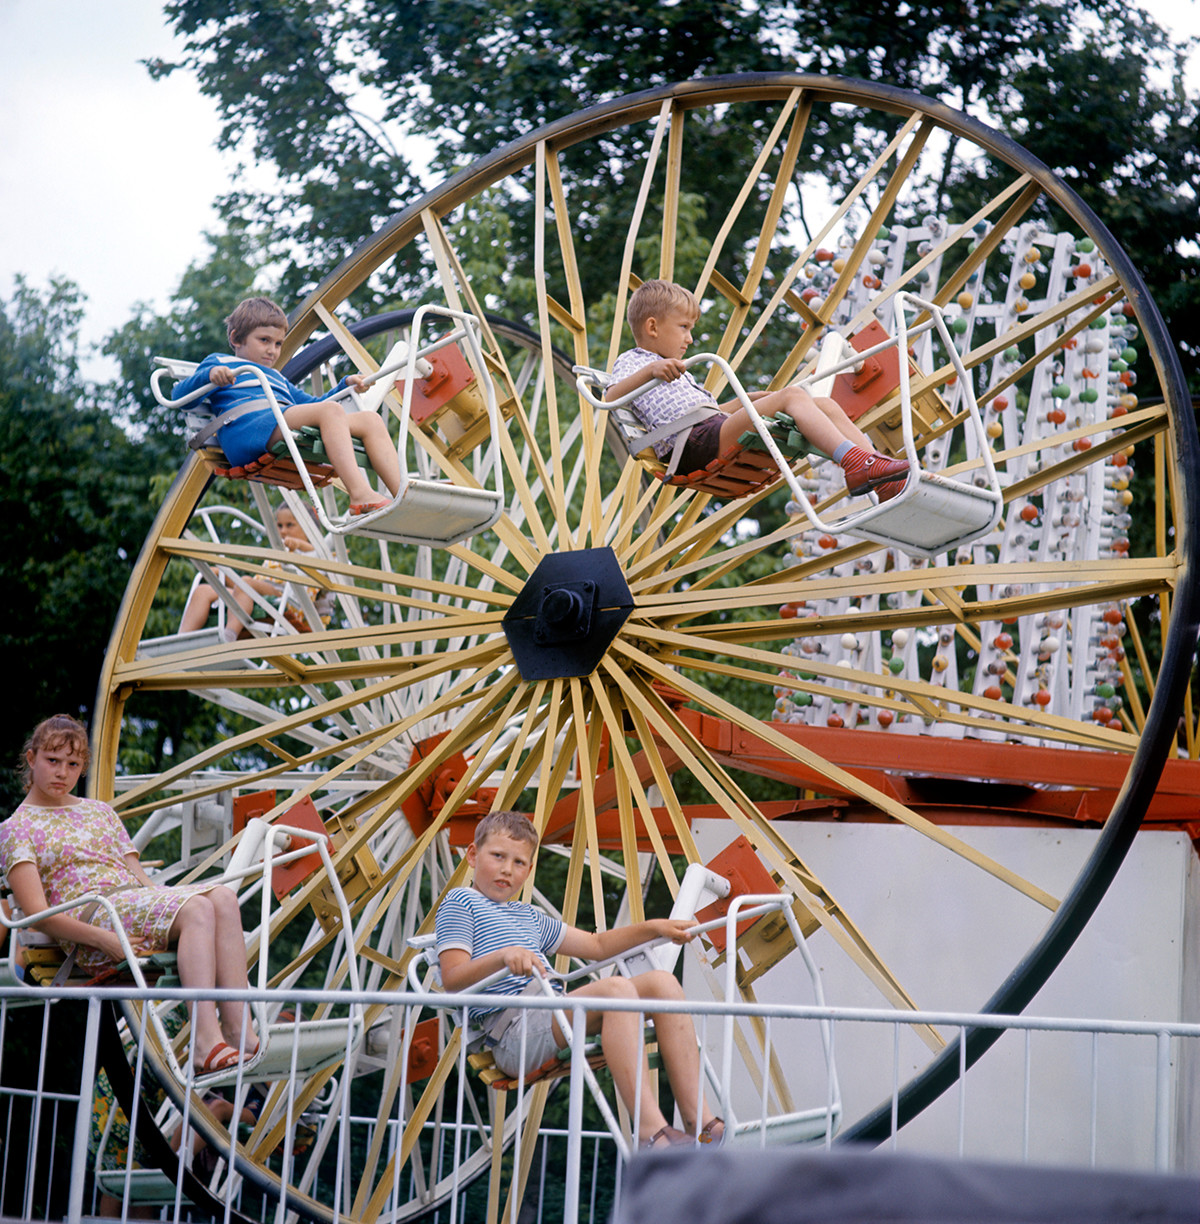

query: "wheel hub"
left=502, top=548, right=634, bottom=681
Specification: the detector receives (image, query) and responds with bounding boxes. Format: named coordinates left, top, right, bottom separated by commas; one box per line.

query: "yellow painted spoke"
left=610, top=637, right=1059, bottom=910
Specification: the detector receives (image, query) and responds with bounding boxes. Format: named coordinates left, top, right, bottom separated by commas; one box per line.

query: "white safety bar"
left=343, top=302, right=507, bottom=532
left=408, top=896, right=839, bottom=1157
left=406, top=935, right=632, bottom=1160
left=710, top=894, right=841, bottom=1140
left=575, top=350, right=817, bottom=511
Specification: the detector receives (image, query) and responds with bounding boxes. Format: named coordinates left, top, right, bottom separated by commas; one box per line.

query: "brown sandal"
left=698, top=1117, right=725, bottom=1144
left=640, top=1124, right=693, bottom=1150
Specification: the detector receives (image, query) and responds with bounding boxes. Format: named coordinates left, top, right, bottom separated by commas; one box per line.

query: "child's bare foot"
left=196, top=1042, right=240, bottom=1075
left=221, top=1025, right=260, bottom=1059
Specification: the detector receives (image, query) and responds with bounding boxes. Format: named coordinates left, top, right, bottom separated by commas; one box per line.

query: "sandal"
left=349, top=499, right=390, bottom=516
left=698, top=1117, right=725, bottom=1144
left=640, top=1124, right=693, bottom=1150
left=197, top=1042, right=240, bottom=1075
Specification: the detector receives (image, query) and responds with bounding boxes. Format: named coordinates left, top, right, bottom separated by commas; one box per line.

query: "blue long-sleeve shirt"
left=172, top=353, right=351, bottom=466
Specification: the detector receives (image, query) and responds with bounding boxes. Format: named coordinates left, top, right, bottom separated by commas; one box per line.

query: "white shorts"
left=489, top=1007, right=562, bottom=1077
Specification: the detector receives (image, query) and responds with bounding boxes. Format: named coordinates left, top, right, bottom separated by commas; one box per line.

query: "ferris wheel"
left=90, top=74, right=1198, bottom=1221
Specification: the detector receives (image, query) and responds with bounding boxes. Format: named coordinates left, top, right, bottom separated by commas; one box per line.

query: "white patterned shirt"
left=611, top=347, right=722, bottom=458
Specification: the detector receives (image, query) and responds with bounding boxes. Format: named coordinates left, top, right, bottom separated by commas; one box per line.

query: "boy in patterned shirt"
left=607, top=279, right=908, bottom=498
left=435, top=810, right=725, bottom=1149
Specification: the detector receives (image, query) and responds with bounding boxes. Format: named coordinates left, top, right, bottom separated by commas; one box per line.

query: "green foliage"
left=102, top=225, right=265, bottom=469
left=992, top=34, right=1200, bottom=386
left=151, top=0, right=1197, bottom=398
left=0, top=279, right=158, bottom=810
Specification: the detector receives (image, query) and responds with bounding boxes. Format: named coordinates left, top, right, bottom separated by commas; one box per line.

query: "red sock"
left=837, top=446, right=873, bottom=478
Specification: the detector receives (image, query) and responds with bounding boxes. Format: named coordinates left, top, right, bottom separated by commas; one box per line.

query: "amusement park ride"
left=12, top=74, right=1197, bottom=1222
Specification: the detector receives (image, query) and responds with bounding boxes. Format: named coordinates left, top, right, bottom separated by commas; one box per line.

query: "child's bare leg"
left=170, top=889, right=255, bottom=1065
left=813, top=394, right=873, bottom=451
left=208, top=886, right=256, bottom=1052
left=346, top=411, right=401, bottom=498
left=276, top=402, right=395, bottom=505
left=169, top=894, right=227, bottom=1066
left=180, top=583, right=220, bottom=633
left=563, top=978, right=672, bottom=1143
left=184, top=574, right=271, bottom=636
left=628, top=970, right=720, bottom=1138
left=717, top=390, right=848, bottom=457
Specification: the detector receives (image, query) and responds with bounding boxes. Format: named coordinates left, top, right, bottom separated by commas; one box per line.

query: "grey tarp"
left=613, top=1149, right=1199, bottom=1224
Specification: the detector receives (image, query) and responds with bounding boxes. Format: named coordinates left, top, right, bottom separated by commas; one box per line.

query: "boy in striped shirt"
left=435, top=810, right=724, bottom=1149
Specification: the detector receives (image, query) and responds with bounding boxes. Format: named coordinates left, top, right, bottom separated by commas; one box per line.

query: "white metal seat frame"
left=576, top=291, right=1003, bottom=558
left=93, top=1089, right=196, bottom=1207
left=407, top=878, right=840, bottom=1155
left=0, top=820, right=365, bottom=1092
left=151, top=304, right=506, bottom=549
left=134, top=503, right=333, bottom=665
left=644, top=862, right=843, bottom=1146
left=406, top=933, right=636, bottom=1159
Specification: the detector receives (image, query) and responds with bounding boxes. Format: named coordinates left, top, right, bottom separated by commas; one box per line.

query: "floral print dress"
left=0, top=798, right=217, bottom=971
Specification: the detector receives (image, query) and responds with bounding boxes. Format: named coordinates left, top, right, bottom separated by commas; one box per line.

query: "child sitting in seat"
left=436, top=809, right=725, bottom=1149
left=172, top=297, right=402, bottom=515
left=179, top=503, right=332, bottom=638
left=607, top=280, right=908, bottom=500
left=0, top=715, right=257, bottom=1076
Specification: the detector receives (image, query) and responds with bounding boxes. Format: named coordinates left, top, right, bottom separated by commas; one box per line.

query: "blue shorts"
left=217, top=401, right=282, bottom=466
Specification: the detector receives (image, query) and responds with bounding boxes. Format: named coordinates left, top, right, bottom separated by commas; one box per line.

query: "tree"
left=103, top=223, right=265, bottom=470
left=99, top=230, right=289, bottom=781
left=151, top=0, right=1197, bottom=392
left=991, top=33, right=1200, bottom=377
left=0, top=279, right=158, bottom=810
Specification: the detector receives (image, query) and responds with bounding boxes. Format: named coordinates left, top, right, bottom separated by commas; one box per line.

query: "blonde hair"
left=20, top=714, right=90, bottom=790
left=627, top=280, right=699, bottom=342
left=225, top=296, right=288, bottom=345
left=472, top=810, right=539, bottom=851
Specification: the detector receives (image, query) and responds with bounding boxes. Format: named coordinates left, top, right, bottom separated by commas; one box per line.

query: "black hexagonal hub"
left=502, top=548, right=635, bottom=681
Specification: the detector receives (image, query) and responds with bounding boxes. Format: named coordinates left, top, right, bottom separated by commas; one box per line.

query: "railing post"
left=67, top=995, right=103, bottom=1224
left=563, top=1005, right=588, bottom=1224
left=1155, top=1029, right=1171, bottom=1171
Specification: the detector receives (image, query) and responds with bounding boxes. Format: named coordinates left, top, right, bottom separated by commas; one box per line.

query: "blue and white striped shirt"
left=435, top=887, right=565, bottom=1021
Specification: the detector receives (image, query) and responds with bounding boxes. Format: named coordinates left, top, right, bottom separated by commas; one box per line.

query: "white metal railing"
left=1, top=982, right=1197, bottom=1224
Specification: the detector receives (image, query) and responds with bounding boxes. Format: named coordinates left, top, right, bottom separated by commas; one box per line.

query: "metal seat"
left=578, top=292, right=1003, bottom=558
left=152, top=304, right=506, bottom=549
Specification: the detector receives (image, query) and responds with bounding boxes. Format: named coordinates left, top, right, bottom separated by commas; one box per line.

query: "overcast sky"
left=2, top=0, right=1197, bottom=383
left=0, top=2, right=233, bottom=377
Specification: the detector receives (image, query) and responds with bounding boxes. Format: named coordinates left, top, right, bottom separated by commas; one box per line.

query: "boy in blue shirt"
left=174, top=296, right=402, bottom=514
left=436, top=810, right=725, bottom=1149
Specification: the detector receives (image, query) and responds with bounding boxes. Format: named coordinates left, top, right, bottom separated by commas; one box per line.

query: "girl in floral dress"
left=0, top=715, right=257, bottom=1075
